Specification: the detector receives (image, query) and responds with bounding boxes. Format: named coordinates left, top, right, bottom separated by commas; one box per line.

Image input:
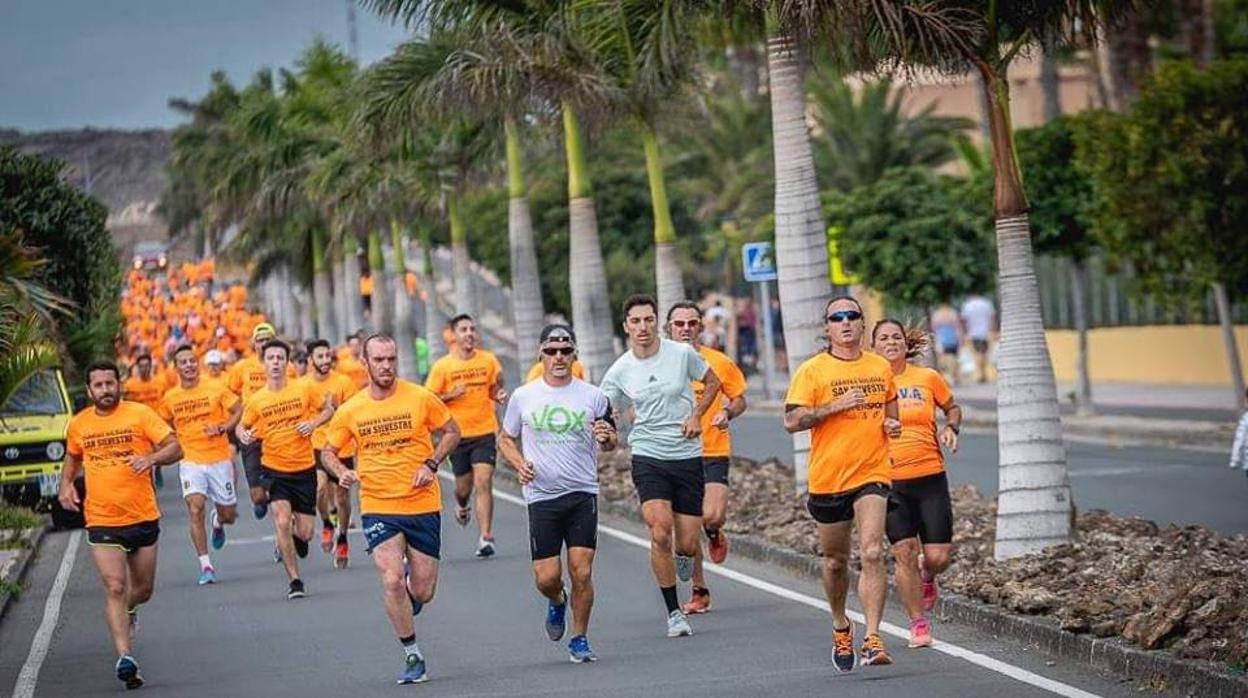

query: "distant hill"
left=0, top=128, right=171, bottom=253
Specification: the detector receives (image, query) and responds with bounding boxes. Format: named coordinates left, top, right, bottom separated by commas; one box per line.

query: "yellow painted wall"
left=1046, top=325, right=1248, bottom=386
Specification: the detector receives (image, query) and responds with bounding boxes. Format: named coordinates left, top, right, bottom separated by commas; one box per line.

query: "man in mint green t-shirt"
left=600, top=294, right=721, bottom=639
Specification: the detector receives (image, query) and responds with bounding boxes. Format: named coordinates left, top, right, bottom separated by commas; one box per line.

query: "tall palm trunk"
left=1069, top=259, right=1093, bottom=416
left=448, top=189, right=476, bottom=317
left=981, top=69, right=1073, bottom=560
left=766, top=33, right=832, bottom=494
left=1212, top=283, right=1248, bottom=410
left=505, top=117, right=545, bottom=358
left=281, top=264, right=302, bottom=339
left=1039, top=39, right=1062, bottom=122
left=417, top=225, right=443, bottom=364
left=368, top=229, right=391, bottom=334
left=642, top=122, right=686, bottom=320
left=296, top=283, right=315, bottom=341
left=343, top=236, right=365, bottom=336
left=388, top=220, right=418, bottom=380
left=311, top=228, right=336, bottom=341
left=563, top=102, right=615, bottom=382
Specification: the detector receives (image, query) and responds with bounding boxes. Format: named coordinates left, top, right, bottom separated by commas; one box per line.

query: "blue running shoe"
left=115, top=654, right=144, bottom=690
left=254, top=501, right=268, bottom=520
left=568, top=635, right=597, bottom=663
left=397, top=652, right=428, bottom=684
left=546, top=587, right=568, bottom=641
left=210, top=510, right=226, bottom=550
left=198, top=566, right=216, bottom=586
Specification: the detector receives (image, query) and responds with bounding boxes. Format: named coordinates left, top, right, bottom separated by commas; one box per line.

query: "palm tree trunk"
left=1069, top=258, right=1093, bottom=416
left=563, top=102, right=615, bottom=382
left=641, top=122, right=686, bottom=320
left=766, top=32, right=832, bottom=494
left=388, top=220, right=418, bottom=380
left=1212, top=282, right=1247, bottom=410
left=296, top=283, right=315, bottom=341
left=333, top=250, right=348, bottom=342
left=281, top=264, right=301, bottom=339
left=505, top=117, right=545, bottom=359
left=311, top=228, right=336, bottom=341
left=1040, top=39, right=1062, bottom=122
left=448, top=190, right=476, bottom=317
left=368, top=228, right=391, bottom=334
left=343, top=236, right=365, bottom=336
left=981, top=68, right=1073, bottom=560
left=417, top=226, right=443, bottom=365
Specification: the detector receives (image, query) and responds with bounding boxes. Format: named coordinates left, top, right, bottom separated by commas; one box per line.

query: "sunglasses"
left=669, top=319, right=700, bottom=328
left=541, top=347, right=575, bottom=356
left=826, top=310, right=863, bottom=323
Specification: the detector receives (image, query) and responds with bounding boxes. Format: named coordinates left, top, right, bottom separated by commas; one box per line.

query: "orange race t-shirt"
left=299, top=371, right=359, bottom=451
left=784, top=351, right=898, bottom=495
left=337, top=353, right=369, bottom=390
left=525, top=360, right=586, bottom=383
left=325, top=380, right=452, bottom=516
left=158, top=380, right=239, bottom=464
left=889, top=365, right=954, bottom=481
left=66, top=402, right=172, bottom=527
left=123, top=374, right=164, bottom=411
left=226, top=355, right=297, bottom=402
left=241, top=381, right=324, bottom=472
left=695, top=346, right=747, bottom=458
left=425, top=349, right=502, bottom=438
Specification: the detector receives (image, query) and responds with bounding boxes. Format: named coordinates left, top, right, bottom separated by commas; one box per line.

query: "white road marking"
left=481, top=480, right=1100, bottom=698
left=225, top=534, right=275, bottom=546
left=11, top=530, right=82, bottom=698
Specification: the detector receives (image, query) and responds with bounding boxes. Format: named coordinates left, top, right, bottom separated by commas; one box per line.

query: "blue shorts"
left=362, top=513, right=441, bottom=560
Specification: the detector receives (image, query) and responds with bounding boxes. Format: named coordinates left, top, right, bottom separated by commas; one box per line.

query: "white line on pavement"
left=481, top=481, right=1100, bottom=698
left=11, top=529, right=82, bottom=698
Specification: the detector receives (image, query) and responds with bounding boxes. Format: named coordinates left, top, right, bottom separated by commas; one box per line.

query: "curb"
left=0, top=521, right=49, bottom=622
left=492, top=468, right=1248, bottom=698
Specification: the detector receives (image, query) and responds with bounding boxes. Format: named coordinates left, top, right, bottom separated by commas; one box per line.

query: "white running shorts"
left=179, top=460, right=237, bottom=506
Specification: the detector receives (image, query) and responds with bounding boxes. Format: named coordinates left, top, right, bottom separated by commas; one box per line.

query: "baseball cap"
left=539, top=324, right=576, bottom=347
left=251, top=322, right=276, bottom=340
left=204, top=349, right=224, bottom=365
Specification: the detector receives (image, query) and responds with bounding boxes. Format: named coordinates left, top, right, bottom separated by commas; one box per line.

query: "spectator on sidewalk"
left=736, top=298, right=758, bottom=371
left=1231, top=390, right=1248, bottom=478
left=929, top=304, right=961, bottom=385
left=959, top=295, right=996, bottom=384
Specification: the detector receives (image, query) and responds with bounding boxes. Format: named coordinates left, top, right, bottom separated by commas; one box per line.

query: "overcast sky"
left=1, top=0, right=412, bottom=132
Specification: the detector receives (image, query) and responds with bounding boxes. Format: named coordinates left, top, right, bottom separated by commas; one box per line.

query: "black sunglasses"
left=826, top=310, right=863, bottom=323
left=541, top=347, right=575, bottom=356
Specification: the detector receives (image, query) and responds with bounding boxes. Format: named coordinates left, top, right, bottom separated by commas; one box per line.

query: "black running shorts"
left=87, top=520, right=160, bottom=553
left=702, top=456, right=730, bottom=486
left=450, top=434, right=497, bottom=476
left=885, top=472, right=953, bottom=544
left=528, top=491, right=598, bottom=561
left=631, top=455, right=704, bottom=517
left=807, top=482, right=891, bottom=525
left=263, top=466, right=318, bottom=516
left=315, top=449, right=355, bottom=485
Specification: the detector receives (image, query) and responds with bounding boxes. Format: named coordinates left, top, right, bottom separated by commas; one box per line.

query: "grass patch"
left=0, top=504, right=41, bottom=531
left=0, top=578, right=25, bottom=599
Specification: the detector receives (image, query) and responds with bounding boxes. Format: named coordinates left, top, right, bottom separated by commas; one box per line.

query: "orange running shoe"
left=860, top=634, right=893, bottom=665
left=708, top=530, right=729, bottom=564
left=832, top=620, right=856, bottom=673
left=680, top=588, right=712, bottom=615
left=320, top=524, right=333, bottom=553
left=334, top=536, right=349, bottom=569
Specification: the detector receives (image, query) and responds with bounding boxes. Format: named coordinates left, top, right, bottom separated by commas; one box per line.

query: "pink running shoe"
left=921, top=570, right=939, bottom=611
left=908, top=617, right=933, bottom=648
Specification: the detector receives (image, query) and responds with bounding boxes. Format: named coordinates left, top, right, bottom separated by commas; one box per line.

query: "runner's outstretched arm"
left=429, top=418, right=462, bottom=464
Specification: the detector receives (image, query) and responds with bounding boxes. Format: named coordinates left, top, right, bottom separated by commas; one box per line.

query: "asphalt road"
left=731, top=414, right=1248, bottom=535
left=0, top=470, right=1171, bottom=697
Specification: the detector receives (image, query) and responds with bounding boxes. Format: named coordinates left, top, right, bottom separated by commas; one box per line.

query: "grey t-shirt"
left=502, top=377, right=611, bottom=504
left=600, top=338, right=710, bottom=460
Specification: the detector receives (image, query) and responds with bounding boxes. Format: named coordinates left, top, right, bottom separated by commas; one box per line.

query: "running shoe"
left=568, top=635, right=598, bottom=663
left=254, top=501, right=268, bottom=520
left=115, top=654, right=144, bottom=690
left=198, top=566, right=216, bottom=586
left=293, top=535, right=310, bottom=559
left=675, top=554, right=694, bottom=582
left=680, top=587, right=712, bottom=615
left=908, top=617, right=933, bottom=648
left=287, top=578, right=306, bottom=599
left=397, top=652, right=428, bottom=685
left=921, top=570, right=939, bottom=611
left=334, top=535, right=349, bottom=569
left=546, top=587, right=568, bottom=641
left=708, top=530, right=729, bottom=565
left=832, top=620, right=856, bottom=673
left=666, top=609, right=693, bottom=638
left=320, top=523, right=334, bottom=553
left=475, top=537, right=495, bottom=559
left=455, top=505, right=470, bottom=527
left=860, top=634, right=893, bottom=666
left=210, top=510, right=226, bottom=550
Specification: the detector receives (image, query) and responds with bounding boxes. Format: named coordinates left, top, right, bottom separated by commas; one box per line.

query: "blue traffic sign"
left=742, top=241, right=777, bottom=282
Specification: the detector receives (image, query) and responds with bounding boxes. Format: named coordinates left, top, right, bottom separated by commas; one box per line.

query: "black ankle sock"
left=661, top=585, right=679, bottom=613
left=399, top=634, right=415, bottom=646
left=705, top=527, right=720, bottom=541
left=692, top=586, right=709, bottom=596
left=322, top=517, right=333, bottom=528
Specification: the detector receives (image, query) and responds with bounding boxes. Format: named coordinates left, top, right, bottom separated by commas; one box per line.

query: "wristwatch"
left=423, top=458, right=439, bottom=473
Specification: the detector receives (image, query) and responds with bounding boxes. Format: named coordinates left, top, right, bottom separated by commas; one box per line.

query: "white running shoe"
left=666, top=609, right=693, bottom=638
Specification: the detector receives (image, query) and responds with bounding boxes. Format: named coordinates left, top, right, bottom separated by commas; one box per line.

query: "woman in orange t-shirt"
left=871, top=319, right=963, bottom=648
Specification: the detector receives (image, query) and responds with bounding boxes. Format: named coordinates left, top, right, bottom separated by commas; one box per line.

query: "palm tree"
left=766, top=0, right=1128, bottom=558
left=0, top=232, right=70, bottom=407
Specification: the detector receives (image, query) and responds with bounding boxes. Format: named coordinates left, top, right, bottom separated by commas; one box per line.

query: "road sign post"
left=742, top=242, right=778, bottom=401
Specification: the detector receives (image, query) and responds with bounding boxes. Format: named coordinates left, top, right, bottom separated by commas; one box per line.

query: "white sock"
left=199, top=555, right=212, bottom=569
left=402, top=640, right=421, bottom=658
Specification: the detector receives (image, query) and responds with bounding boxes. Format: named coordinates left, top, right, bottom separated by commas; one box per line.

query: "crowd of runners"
left=60, top=264, right=963, bottom=689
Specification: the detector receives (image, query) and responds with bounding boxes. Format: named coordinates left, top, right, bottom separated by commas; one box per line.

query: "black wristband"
left=947, top=424, right=960, bottom=435
left=424, top=459, right=439, bottom=473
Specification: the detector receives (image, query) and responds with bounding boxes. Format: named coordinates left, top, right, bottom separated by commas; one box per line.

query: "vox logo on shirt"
left=898, top=387, right=927, bottom=404
left=529, top=405, right=588, bottom=433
